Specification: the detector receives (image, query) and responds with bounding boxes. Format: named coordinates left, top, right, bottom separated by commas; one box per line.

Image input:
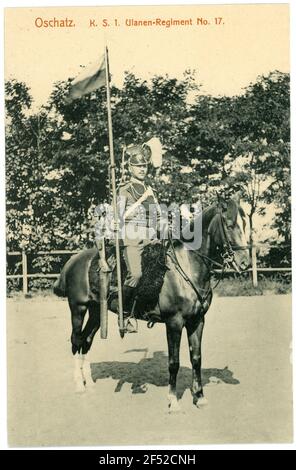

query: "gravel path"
left=7, top=295, right=292, bottom=446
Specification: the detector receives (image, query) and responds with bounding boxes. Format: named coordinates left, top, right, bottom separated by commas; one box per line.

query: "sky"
left=4, top=3, right=290, bottom=108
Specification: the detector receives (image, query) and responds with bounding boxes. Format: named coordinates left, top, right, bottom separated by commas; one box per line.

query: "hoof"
left=74, top=371, right=86, bottom=393
left=84, top=378, right=96, bottom=389
left=168, top=399, right=181, bottom=414
left=194, top=396, right=208, bottom=408
left=125, top=318, right=138, bottom=334
left=81, top=368, right=95, bottom=388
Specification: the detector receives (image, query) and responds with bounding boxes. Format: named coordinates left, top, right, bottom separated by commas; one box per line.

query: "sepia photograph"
left=4, top=1, right=292, bottom=448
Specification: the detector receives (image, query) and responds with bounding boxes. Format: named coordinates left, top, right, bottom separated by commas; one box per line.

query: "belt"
left=124, top=220, right=150, bottom=227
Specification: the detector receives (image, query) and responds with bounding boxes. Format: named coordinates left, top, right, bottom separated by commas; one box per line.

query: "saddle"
left=89, top=241, right=169, bottom=321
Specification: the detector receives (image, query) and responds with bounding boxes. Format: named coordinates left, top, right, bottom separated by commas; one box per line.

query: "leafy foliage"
left=5, top=70, right=290, bottom=291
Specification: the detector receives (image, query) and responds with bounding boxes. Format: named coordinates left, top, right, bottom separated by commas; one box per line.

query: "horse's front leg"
left=186, top=314, right=208, bottom=408
left=166, top=319, right=183, bottom=413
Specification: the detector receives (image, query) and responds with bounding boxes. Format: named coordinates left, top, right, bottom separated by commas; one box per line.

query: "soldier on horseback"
left=118, top=143, right=161, bottom=331
left=95, top=139, right=163, bottom=333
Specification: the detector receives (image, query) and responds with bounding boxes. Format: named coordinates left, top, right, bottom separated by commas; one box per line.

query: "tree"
left=6, top=69, right=290, bottom=283
left=225, top=72, right=290, bottom=258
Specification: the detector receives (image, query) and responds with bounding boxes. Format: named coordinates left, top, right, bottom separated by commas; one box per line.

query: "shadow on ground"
left=91, top=350, right=239, bottom=398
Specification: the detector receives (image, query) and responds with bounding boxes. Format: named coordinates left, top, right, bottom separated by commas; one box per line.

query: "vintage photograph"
left=5, top=3, right=291, bottom=446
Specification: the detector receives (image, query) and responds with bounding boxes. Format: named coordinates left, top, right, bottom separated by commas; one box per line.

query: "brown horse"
left=54, top=195, right=249, bottom=410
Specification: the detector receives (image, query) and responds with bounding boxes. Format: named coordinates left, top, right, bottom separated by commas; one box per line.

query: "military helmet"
left=126, top=144, right=151, bottom=166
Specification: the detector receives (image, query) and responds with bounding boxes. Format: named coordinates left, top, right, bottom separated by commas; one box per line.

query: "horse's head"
left=208, top=193, right=250, bottom=272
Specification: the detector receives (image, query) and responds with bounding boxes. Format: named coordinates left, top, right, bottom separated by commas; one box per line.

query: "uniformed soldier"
left=118, top=144, right=160, bottom=331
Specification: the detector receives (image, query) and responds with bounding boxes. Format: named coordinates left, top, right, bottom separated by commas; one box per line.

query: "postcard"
left=5, top=2, right=291, bottom=447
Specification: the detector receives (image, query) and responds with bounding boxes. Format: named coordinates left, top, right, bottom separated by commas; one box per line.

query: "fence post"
left=22, top=250, right=28, bottom=295
left=251, top=245, right=258, bottom=288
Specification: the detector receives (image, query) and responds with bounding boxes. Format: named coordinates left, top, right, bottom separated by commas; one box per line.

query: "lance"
left=66, top=47, right=125, bottom=338
left=104, top=46, right=125, bottom=338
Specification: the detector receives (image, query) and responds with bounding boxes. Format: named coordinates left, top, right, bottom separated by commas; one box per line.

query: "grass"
left=214, top=276, right=291, bottom=297
left=7, top=275, right=291, bottom=300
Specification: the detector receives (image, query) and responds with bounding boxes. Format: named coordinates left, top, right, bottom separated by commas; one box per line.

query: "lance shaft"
left=104, top=46, right=125, bottom=338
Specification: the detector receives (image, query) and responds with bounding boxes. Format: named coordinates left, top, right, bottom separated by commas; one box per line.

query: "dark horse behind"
left=54, top=194, right=249, bottom=411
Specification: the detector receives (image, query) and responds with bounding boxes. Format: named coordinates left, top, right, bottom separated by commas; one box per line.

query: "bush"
left=214, top=274, right=291, bottom=297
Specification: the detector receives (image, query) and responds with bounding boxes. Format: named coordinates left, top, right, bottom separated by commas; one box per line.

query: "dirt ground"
left=7, top=294, right=293, bottom=447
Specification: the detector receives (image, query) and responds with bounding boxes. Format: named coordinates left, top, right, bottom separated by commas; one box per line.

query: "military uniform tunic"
left=119, top=177, right=159, bottom=287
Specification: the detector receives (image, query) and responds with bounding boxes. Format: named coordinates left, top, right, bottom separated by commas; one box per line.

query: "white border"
left=1, top=0, right=295, bottom=451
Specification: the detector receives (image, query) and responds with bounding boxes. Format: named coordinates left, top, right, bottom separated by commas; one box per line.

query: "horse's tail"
left=53, top=257, right=72, bottom=297
left=53, top=268, right=67, bottom=297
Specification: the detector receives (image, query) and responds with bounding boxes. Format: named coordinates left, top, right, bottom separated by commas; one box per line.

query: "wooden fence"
left=7, top=250, right=77, bottom=296
left=7, top=247, right=291, bottom=295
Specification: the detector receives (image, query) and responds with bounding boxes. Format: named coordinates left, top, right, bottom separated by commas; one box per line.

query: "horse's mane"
left=197, top=200, right=245, bottom=228
left=178, top=200, right=244, bottom=247
left=200, top=204, right=218, bottom=230
left=177, top=204, right=217, bottom=245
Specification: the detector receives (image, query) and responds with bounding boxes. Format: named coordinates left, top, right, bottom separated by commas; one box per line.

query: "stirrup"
left=124, top=316, right=138, bottom=333
left=142, top=309, right=161, bottom=324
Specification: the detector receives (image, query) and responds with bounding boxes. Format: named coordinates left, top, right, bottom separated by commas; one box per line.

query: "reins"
left=166, top=209, right=246, bottom=311
left=167, top=233, right=214, bottom=312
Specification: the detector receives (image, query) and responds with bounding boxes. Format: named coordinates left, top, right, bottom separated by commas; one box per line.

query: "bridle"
left=166, top=207, right=249, bottom=313
left=207, top=209, right=249, bottom=274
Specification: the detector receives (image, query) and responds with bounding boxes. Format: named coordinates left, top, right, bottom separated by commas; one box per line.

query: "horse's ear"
left=216, top=191, right=228, bottom=212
